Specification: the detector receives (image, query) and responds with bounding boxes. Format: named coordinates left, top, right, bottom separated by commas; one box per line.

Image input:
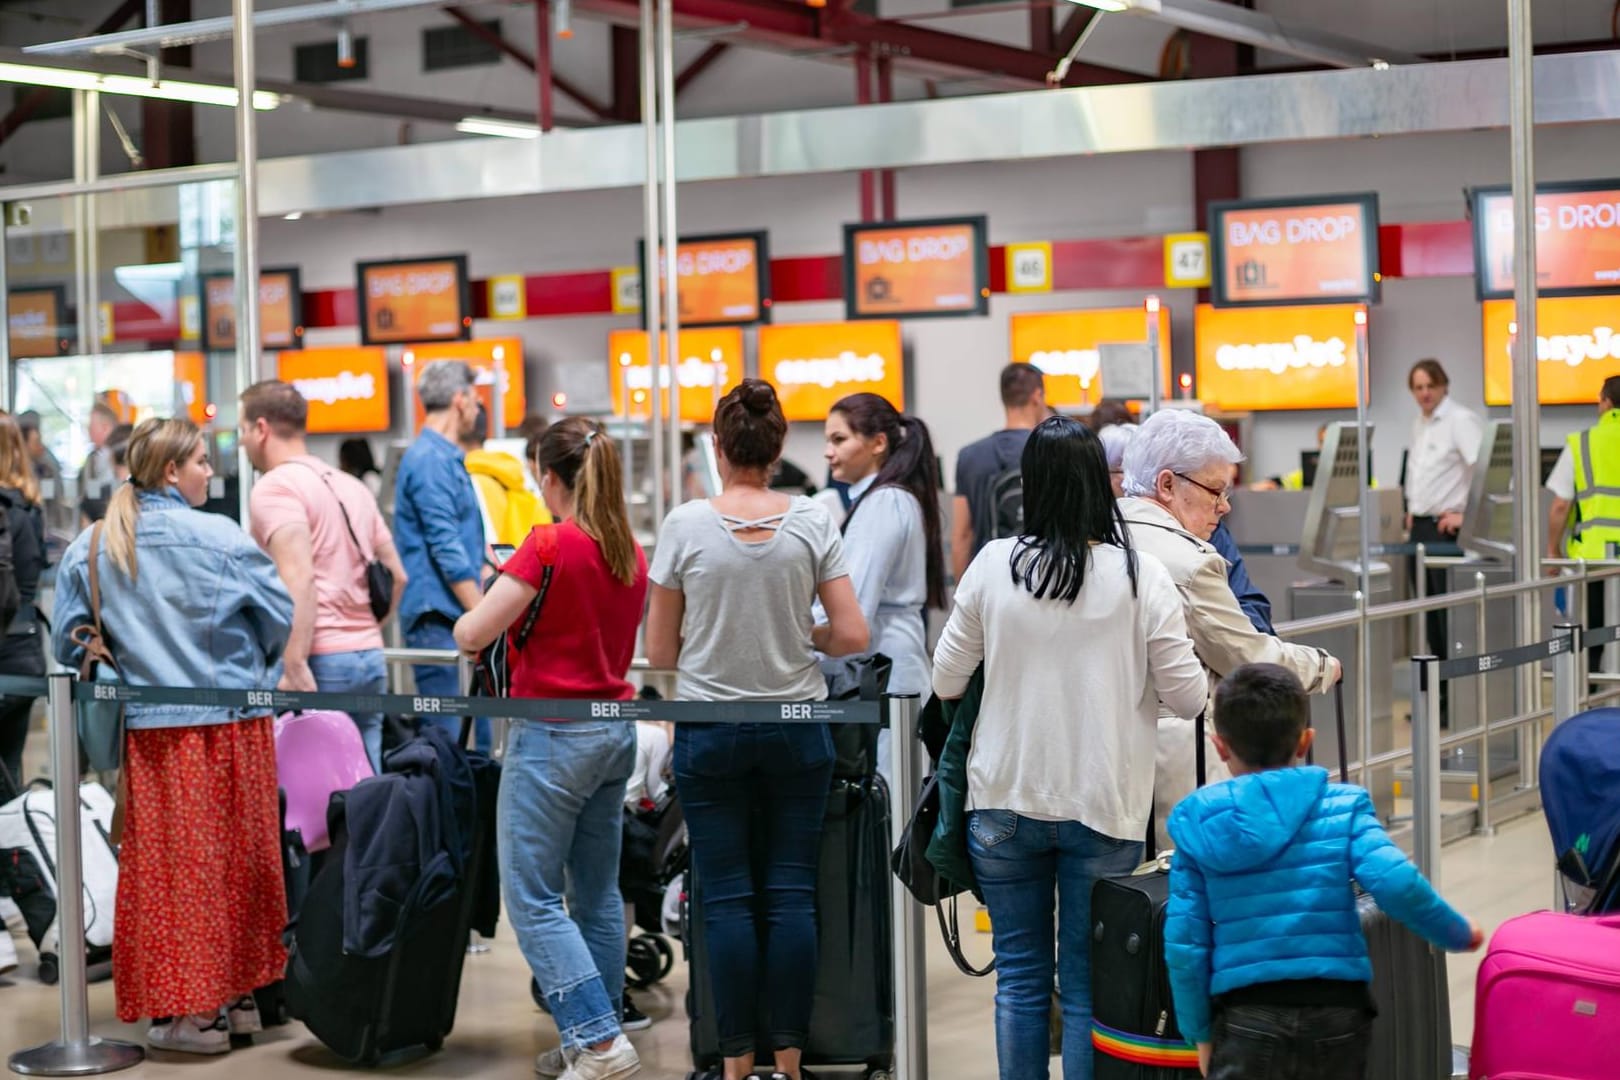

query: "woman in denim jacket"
left=53, top=418, right=293, bottom=1056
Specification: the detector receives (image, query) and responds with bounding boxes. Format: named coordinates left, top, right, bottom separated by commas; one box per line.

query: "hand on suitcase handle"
left=1468, top=920, right=1485, bottom=951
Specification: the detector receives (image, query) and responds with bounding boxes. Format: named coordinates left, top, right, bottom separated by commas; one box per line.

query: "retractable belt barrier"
left=1436, top=633, right=1573, bottom=681
left=1234, top=541, right=1465, bottom=558
left=64, top=682, right=884, bottom=726
left=1584, top=623, right=1620, bottom=649
left=0, top=674, right=48, bottom=698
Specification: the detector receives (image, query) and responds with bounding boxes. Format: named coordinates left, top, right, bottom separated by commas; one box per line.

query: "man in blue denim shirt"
left=394, top=360, right=486, bottom=735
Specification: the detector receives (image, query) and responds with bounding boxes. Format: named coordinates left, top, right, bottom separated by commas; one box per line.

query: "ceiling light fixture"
left=0, top=61, right=281, bottom=108
left=455, top=116, right=541, bottom=139
left=1060, top=0, right=1132, bottom=12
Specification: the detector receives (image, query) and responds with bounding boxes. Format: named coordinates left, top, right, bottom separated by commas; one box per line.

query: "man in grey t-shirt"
left=951, top=363, right=1048, bottom=581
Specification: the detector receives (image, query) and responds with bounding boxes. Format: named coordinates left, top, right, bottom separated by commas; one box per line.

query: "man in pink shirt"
left=240, top=381, right=407, bottom=771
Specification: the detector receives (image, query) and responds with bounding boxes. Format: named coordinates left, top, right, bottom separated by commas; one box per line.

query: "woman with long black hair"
left=931, top=416, right=1206, bottom=1080
left=822, top=393, right=945, bottom=715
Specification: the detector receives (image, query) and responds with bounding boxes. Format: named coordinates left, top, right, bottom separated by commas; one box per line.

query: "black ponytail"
left=831, top=394, right=947, bottom=609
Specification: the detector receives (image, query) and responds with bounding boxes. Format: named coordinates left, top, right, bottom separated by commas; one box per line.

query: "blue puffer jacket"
left=1164, top=767, right=1472, bottom=1043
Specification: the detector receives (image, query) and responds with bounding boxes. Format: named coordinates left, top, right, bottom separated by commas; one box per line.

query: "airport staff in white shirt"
left=1405, top=358, right=1483, bottom=711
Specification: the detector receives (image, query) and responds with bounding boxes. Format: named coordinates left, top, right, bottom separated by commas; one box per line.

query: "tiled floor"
left=0, top=807, right=1553, bottom=1079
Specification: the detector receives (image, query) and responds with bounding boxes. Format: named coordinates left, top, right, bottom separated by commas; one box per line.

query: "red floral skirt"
left=113, top=717, right=287, bottom=1022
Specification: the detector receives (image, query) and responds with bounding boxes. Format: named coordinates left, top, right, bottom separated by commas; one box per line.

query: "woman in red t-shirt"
left=455, top=418, right=648, bottom=1080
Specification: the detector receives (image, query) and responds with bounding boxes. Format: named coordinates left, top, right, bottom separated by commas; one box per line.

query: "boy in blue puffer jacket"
left=1164, top=663, right=1483, bottom=1080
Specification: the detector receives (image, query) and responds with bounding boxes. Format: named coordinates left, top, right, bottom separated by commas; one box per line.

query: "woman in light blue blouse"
left=822, top=394, right=946, bottom=719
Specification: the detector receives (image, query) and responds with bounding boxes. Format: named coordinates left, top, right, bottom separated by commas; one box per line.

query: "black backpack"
left=975, top=438, right=1025, bottom=545
left=0, top=491, right=25, bottom=635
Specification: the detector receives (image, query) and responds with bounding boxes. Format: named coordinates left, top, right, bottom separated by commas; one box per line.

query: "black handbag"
left=822, top=653, right=892, bottom=780
left=891, top=771, right=993, bottom=977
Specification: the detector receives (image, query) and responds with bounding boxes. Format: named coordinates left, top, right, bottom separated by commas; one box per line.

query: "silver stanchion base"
left=1451, top=1044, right=1471, bottom=1080
left=9, top=1037, right=144, bottom=1076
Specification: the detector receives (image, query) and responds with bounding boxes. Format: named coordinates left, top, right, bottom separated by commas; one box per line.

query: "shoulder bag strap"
left=1195, top=709, right=1206, bottom=787
left=508, top=527, right=559, bottom=652
left=1334, top=680, right=1349, bottom=784
left=288, top=460, right=370, bottom=560
left=88, top=521, right=105, bottom=644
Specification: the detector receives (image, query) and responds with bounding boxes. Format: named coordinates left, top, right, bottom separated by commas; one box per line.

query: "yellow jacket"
left=465, top=449, right=551, bottom=546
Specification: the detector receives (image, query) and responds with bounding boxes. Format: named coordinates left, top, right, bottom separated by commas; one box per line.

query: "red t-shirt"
left=502, top=520, right=648, bottom=704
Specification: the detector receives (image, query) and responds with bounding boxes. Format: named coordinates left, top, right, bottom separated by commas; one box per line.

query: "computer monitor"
left=1302, top=449, right=1374, bottom=489
left=1541, top=446, right=1565, bottom=485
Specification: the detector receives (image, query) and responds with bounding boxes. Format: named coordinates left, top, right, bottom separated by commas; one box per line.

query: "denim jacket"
left=52, top=487, right=294, bottom=730
left=393, top=430, right=484, bottom=629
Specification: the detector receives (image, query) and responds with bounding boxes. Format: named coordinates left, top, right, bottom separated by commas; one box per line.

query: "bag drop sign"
left=1211, top=195, right=1380, bottom=307
left=843, top=217, right=989, bottom=320
left=1475, top=183, right=1620, bottom=299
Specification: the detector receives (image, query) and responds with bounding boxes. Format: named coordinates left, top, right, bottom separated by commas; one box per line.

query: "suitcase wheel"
left=38, top=953, right=58, bottom=986
left=866, top=1070, right=892, bottom=1080
left=626, top=933, right=674, bottom=989
left=424, top=1035, right=443, bottom=1052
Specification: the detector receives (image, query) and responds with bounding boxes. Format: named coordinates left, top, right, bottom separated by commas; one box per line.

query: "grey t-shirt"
left=650, top=495, right=849, bottom=703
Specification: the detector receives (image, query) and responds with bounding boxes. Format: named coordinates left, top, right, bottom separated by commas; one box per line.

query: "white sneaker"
left=147, top=1013, right=231, bottom=1055
left=558, top=1035, right=640, bottom=1080
left=226, top=995, right=263, bottom=1035
left=534, top=1044, right=575, bottom=1078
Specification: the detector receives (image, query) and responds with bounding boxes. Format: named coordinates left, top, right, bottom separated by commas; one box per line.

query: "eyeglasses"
left=1174, top=472, right=1232, bottom=504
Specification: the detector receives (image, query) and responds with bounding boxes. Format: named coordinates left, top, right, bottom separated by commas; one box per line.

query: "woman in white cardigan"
left=933, top=415, right=1206, bottom=1080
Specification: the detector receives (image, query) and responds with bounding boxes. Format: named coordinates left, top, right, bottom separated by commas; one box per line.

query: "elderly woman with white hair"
left=1096, top=423, right=1136, bottom=498
left=1119, top=410, right=1341, bottom=848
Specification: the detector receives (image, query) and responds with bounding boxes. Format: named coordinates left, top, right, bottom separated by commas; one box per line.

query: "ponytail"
left=539, top=417, right=639, bottom=587
left=102, top=483, right=140, bottom=580
left=831, top=395, right=947, bottom=610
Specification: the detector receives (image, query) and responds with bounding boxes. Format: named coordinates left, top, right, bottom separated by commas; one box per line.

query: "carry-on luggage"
left=254, top=789, right=316, bottom=1027
left=273, top=710, right=374, bottom=854
left=1360, top=893, right=1452, bottom=1080
left=1540, top=706, right=1620, bottom=913
left=284, top=725, right=498, bottom=1065
left=684, top=775, right=895, bottom=1079
left=0, top=778, right=118, bottom=986
left=1469, top=911, right=1619, bottom=1080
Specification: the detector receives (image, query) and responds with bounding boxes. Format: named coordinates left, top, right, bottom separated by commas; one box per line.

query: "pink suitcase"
left=274, top=710, right=374, bottom=853
left=1470, top=911, right=1620, bottom=1079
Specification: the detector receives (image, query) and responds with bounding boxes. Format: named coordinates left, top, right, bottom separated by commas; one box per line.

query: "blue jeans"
left=674, top=722, right=834, bottom=1057
left=405, top=618, right=464, bottom=742
left=967, top=810, right=1143, bottom=1080
left=498, top=719, right=636, bottom=1049
left=307, top=648, right=387, bottom=773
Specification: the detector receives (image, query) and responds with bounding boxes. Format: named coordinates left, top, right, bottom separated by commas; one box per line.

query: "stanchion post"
left=1553, top=623, right=1580, bottom=727
left=885, top=694, right=927, bottom=1080
left=1415, top=543, right=1429, bottom=656
left=1410, top=656, right=1443, bottom=891
left=1474, top=572, right=1492, bottom=837
left=9, top=673, right=144, bottom=1076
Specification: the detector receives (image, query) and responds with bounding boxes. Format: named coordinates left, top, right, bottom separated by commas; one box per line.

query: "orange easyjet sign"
left=1482, top=295, right=1620, bottom=405
left=1475, top=184, right=1620, bottom=299
left=1009, top=307, right=1172, bottom=408
left=758, top=321, right=904, bottom=422
left=1212, top=195, right=1379, bottom=307
left=8, top=288, right=64, bottom=359
left=608, top=328, right=745, bottom=422
left=1194, top=303, right=1365, bottom=411
left=357, top=256, right=470, bottom=346
left=173, top=351, right=209, bottom=425
left=844, top=218, right=988, bottom=320
left=276, top=346, right=391, bottom=433
left=405, top=338, right=527, bottom=431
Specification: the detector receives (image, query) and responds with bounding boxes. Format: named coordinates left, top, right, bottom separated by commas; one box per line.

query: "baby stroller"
left=527, top=786, right=689, bottom=1010
left=1542, top=706, right=1620, bottom=913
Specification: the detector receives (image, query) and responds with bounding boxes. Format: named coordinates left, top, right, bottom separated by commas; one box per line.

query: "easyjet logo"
left=773, top=352, right=888, bottom=388
left=1028, top=348, right=1101, bottom=383
left=1519, top=326, right=1620, bottom=367
left=1214, top=336, right=1348, bottom=374
left=626, top=356, right=733, bottom=390
left=292, top=371, right=378, bottom=405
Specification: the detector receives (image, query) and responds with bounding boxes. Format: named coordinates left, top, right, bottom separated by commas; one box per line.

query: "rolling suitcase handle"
left=1305, top=678, right=1351, bottom=785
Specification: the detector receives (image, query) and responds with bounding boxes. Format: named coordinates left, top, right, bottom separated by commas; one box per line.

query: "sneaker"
left=620, top=993, right=652, bottom=1033
left=558, top=1034, right=640, bottom=1080
left=534, top=1045, right=575, bottom=1078
left=147, top=1013, right=231, bottom=1055
left=226, top=995, right=263, bottom=1035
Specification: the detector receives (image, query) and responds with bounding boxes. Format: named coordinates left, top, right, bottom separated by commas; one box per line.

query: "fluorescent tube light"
left=0, top=62, right=281, bottom=109
left=1060, top=0, right=1132, bottom=11
left=455, top=117, right=541, bottom=139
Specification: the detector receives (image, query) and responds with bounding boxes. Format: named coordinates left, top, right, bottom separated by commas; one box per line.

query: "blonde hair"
left=538, top=418, right=638, bottom=587
left=102, top=418, right=203, bottom=581
left=0, top=415, right=39, bottom=505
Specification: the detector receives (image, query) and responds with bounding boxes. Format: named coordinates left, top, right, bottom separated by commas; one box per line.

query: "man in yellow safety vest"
left=1548, top=376, right=1620, bottom=563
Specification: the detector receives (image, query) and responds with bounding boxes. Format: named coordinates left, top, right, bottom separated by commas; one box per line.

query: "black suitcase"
left=1360, top=893, right=1453, bottom=1080
left=254, top=789, right=317, bottom=1028
left=283, top=744, right=496, bottom=1065
left=1090, top=866, right=1199, bottom=1078
left=685, top=776, right=895, bottom=1078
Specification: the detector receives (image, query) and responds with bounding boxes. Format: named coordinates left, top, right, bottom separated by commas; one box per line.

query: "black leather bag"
left=822, top=653, right=892, bottom=780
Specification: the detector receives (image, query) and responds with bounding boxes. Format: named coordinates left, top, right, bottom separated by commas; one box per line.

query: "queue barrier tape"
left=1233, top=541, right=1465, bottom=558
left=0, top=674, right=48, bottom=697
left=1436, top=633, right=1574, bottom=683
left=66, top=681, right=883, bottom=725
left=1585, top=624, right=1620, bottom=649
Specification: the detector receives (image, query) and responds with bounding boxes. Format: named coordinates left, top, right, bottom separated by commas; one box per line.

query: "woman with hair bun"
left=645, top=378, right=869, bottom=1080
left=455, top=417, right=649, bottom=1080
left=52, top=417, right=293, bottom=1054
left=822, top=393, right=945, bottom=738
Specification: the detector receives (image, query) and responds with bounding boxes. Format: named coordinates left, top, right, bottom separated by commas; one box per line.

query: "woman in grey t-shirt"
left=646, top=379, right=868, bottom=1080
